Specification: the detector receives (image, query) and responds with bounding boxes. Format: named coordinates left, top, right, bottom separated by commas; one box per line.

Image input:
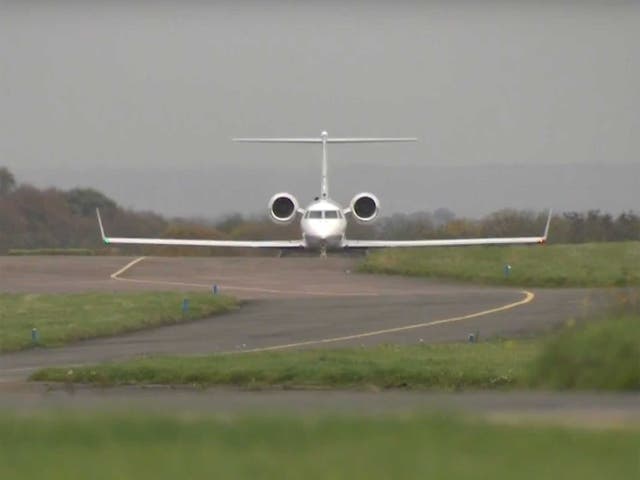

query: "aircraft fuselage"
left=300, top=198, right=348, bottom=250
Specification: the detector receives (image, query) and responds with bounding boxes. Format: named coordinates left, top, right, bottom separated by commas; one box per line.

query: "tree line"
left=0, top=167, right=637, bottom=254
left=356, top=209, right=639, bottom=244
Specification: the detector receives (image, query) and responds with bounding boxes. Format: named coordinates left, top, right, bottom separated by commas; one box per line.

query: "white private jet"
left=96, top=131, right=551, bottom=255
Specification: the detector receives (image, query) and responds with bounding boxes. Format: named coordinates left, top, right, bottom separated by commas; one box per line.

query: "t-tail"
left=233, top=131, right=417, bottom=199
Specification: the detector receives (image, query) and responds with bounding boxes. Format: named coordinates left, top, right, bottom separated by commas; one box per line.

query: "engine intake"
left=268, top=193, right=299, bottom=224
left=350, top=193, right=379, bottom=223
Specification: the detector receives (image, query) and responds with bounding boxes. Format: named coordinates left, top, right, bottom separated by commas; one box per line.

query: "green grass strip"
left=529, top=314, right=640, bottom=390
left=0, top=413, right=638, bottom=480
left=0, top=292, right=237, bottom=352
left=32, top=341, right=538, bottom=389
left=359, top=241, right=640, bottom=287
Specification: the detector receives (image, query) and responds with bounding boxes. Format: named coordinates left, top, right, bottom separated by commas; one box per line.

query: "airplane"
left=96, top=131, right=552, bottom=256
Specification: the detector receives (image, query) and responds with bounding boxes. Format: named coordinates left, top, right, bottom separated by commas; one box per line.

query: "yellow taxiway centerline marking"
left=109, top=256, right=380, bottom=297
left=110, top=256, right=147, bottom=280
left=237, top=290, right=535, bottom=353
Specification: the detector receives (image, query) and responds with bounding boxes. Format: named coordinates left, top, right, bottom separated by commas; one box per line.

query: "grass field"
left=34, top=310, right=640, bottom=391
left=0, top=292, right=237, bottom=352
left=359, top=241, right=640, bottom=287
left=1, top=413, right=637, bottom=480
left=529, top=313, right=640, bottom=390
left=32, top=341, right=538, bottom=389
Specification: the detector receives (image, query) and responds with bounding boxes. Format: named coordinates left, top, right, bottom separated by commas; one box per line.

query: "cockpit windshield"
left=305, top=210, right=342, bottom=219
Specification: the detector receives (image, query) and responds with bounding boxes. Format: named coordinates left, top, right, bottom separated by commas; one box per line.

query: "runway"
left=1, top=256, right=595, bottom=382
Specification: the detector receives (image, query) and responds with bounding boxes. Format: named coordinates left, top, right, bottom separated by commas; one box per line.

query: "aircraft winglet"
left=541, top=208, right=553, bottom=243
left=96, top=208, right=108, bottom=244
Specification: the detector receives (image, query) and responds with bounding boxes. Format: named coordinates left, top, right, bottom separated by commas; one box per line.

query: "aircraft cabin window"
left=324, top=211, right=339, bottom=219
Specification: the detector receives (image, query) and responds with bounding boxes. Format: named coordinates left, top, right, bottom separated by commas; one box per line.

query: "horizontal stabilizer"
left=233, top=137, right=417, bottom=143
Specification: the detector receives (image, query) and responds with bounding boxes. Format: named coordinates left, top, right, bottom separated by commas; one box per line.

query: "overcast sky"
left=1, top=2, right=638, bottom=218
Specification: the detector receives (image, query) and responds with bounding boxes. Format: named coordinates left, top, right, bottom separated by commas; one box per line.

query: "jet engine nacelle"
left=349, top=192, right=379, bottom=223
left=268, top=192, right=299, bottom=224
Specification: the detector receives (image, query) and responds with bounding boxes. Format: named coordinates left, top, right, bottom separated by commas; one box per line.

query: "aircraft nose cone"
left=309, top=228, right=329, bottom=241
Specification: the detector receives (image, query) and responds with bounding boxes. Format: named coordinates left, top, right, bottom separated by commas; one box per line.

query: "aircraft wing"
left=344, top=210, right=552, bottom=249
left=96, top=210, right=305, bottom=249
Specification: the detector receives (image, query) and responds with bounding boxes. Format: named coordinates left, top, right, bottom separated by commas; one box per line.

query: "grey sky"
left=1, top=2, right=638, bottom=218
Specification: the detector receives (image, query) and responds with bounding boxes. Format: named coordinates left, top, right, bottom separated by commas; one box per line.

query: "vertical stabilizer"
left=321, top=131, right=328, bottom=198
